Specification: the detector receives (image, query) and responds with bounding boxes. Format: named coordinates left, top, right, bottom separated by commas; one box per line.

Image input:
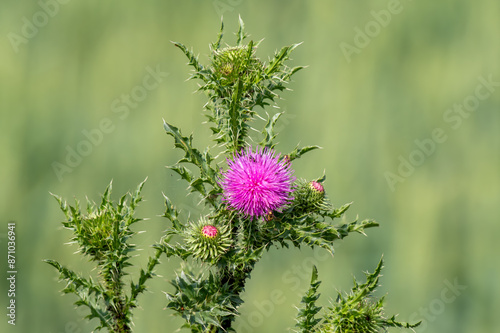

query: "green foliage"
left=45, top=180, right=162, bottom=333
left=315, top=258, right=421, bottom=333
left=45, top=17, right=420, bottom=333
left=288, top=145, right=322, bottom=161
left=295, top=265, right=323, bottom=333
left=159, top=18, right=391, bottom=332
left=291, top=178, right=331, bottom=215
left=45, top=260, right=111, bottom=330
left=163, top=121, right=219, bottom=207
left=185, top=217, right=233, bottom=262
left=294, top=260, right=420, bottom=333
left=173, top=16, right=303, bottom=154
left=166, top=270, right=242, bottom=332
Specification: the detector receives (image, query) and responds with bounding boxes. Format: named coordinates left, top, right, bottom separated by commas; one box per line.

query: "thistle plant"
left=46, top=17, right=420, bottom=333
left=157, top=17, right=419, bottom=332
left=296, top=259, right=420, bottom=333
left=45, top=180, right=162, bottom=332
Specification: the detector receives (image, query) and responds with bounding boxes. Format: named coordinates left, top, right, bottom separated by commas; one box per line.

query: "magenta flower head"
left=221, top=146, right=295, bottom=218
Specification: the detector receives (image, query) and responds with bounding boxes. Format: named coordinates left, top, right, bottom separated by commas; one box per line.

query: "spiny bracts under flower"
left=220, top=146, right=295, bottom=218
left=185, top=217, right=232, bottom=261
left=292, top=179, right=330, bottom=215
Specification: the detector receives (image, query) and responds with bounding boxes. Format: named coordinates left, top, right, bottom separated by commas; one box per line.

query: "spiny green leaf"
left=166, top=270, right=240, bottom=331
left=163, top=120, right=217, bottom=185
left=130, top=177, right=147, bottom=211
left=212, top=19, right=224, bottom=51
left=44, top=259, right=104, bottom=296
left=289, top=145, right=322, bottom=161
left=282, top=65, right=305, bottom=81
left=266, top=43, right=302, bottom=76
left=129, top=247, right=162, bottom=305
left=259, top=111, right=283, bottom=148
left=172, top=41, right=204, bottom=75
left=169, top=165, right=194, bottom=183
left=100, top=181, right=112, bottom=209
left=44, top=259, right=112, bottom=329
left=318, top=258, right=420, bottom=332
left=328, top=202, right=352, bottom=219
left=236, top=15, right=246, bottom=46
left=154, top=239, right=191, bottom=260
left=295, top=265, right=322, bottom=333
left=162, top=194, right=184, bottom=232
left=228, top=78, right=245, bottom=153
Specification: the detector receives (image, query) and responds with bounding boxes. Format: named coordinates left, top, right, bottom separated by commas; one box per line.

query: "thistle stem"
left=219, top=263, right=254, bottom=331
left=103, top=263, right=131, bottom=333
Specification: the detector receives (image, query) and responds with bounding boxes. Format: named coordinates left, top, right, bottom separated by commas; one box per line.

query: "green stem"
left=229, top=79, right=244, bottom=153
left=218, top=263, right=254, bottom=331
left=103, top=263, right=131, bottom=333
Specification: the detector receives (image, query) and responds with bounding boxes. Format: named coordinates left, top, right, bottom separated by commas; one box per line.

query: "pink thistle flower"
left=221, top=146, right=295, bottom=218
left=202, top=225, right=218, bottom=239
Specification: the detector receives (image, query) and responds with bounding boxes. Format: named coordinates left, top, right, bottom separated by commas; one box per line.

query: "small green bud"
left=291, top=179, right=330, bottom=215
left=185, top=217, right=232, bottom=261
left=308, top=181, right=325, bottom=198
left=76, top=210, right=115, bottom=261
left=211, top=46, right=263, bottom=86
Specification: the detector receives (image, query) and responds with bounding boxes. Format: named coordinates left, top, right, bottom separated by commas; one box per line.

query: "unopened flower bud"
left=211, top=46, right=263, bottom=86
left=185, top=218, right=232, bottom=261
left=202, top=225, right=218, bottom=239
left=291, top=179, right=330, bottom=215
left=308, top=181, right=324, bottom=195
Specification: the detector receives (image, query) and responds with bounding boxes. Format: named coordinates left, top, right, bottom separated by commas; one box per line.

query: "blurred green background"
left=1, top=0, right=499, bottom=332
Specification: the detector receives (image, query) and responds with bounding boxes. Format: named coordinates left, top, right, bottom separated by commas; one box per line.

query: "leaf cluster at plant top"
left=46, top=17, right=420, bottom=333
left=172, top=17, right=303, bottom=155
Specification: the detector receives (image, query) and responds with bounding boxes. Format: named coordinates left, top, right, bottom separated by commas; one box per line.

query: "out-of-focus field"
left=1, top=1, right=499, bottom=332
